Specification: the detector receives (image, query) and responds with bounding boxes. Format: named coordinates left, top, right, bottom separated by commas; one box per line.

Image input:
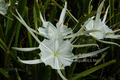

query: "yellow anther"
left=78, top=16, right=83, bottom=21
left=54, top=19, right=59, bottom=22
left=39, top=54, right=42, bottom=57
left=106, top=32, right=112, bottom=35
left=37, top=18, right=40, bottom=22
left=113, top=28, right=118, bottom=31
left=103, top=6, right=106, bottom=13
left=93, top=25, right=95, bottom=28
left=109, top=14, right=114, bottom=20
left=77, top=56, right=80, bottom=58
left=66, top=23, right=68, bottom=26
left=47, top=25, right=49, bottom=28
left=77, top=33, right=82, bottom=38
left=90, top=5, right=93, bottom=8
left=84, top=13, right=87, bottom=16
left=61, top=64, right=64, bottom=67
left=36, top=28, right=37, bottom=36
left=59, top=22, right=64, bottom=28
left=113, top=24, right=116, bottom=28
left=40, top=5, right=45, bottom=12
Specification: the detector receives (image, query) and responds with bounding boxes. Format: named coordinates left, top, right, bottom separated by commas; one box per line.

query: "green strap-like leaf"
left=0, top=67, right=10, bottom=79
left=69, top=59, right=116, bottom=80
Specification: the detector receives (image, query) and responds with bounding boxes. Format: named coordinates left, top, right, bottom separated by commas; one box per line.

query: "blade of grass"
left=69, top=59, right=116, bottom=80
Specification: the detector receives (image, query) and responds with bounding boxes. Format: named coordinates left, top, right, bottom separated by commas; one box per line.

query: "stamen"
left=61, top=64, right=64, bottom=67
left=66, top=23, right=68, bottom=27
left=59, top=22, right=64, bottom=28
left=39, top=54, right=42, bottom=57
left=93, top=25, right=95, bottom=28
left=47, top=25, right=49, bottom=28
left=37, top=18, right=40, bottom=22
left=40, top=5, right=45, bottom=12
left=113, top=28, right=118, bottom=31
left=84, top=13, right=87, bottom=16
left=77, top=33, right=82, bottom=38
left=77, top=56, right=80, bottom=58
left=54, top=19, right=59, bottom=22
left=36, top=28, right=37, bottom=36
left=103, top=6, right=106, bottom=13
left=78, top=16, right=83, bottom=21
left=106, top=32, right=112, bottom=35
left=90, top=5, right=93, bottom=9
left=109, top=14, right=114, bottom=20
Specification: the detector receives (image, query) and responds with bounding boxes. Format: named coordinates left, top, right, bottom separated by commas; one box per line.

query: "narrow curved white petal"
left=12, top=10, right=41, bottom=44
left=67, top=9, right=78, bottom=23
left=72, top=44, right=98, bottom=48
left=57, top=70, right=67, bottom=80
left=106, top=34, right=120, bottom=39
left=93, top=36, right=120, bottom=47
left=90, top=32, right=105, bottom=39
left=57, top=2, right=67, bottom=28
left=95, top=0, right=105, bottom=22
left=18, top=57, right=43, bottom=64
left=88, top=0, right=92, bottom=13
left=102, top=6, right=109, bottom=23
left=12, top=47, right=39, bottom=51
left=73, top=47, right=109, bottom=59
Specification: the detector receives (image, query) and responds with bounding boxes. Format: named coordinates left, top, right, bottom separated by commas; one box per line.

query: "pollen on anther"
left=61, top=64, right=64, bottom=67
left=59, top=22, right=64, bottom=28
left=39, top=54, right=42, bottom=57
left=47, top=25, right=49, bottom=28
left=93, top=25, right=95, bottom=28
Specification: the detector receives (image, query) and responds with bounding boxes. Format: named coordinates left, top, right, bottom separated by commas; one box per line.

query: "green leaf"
left=0, top=67, right=10, bottom=79
left=94, top=52, right=107, bottom=65
left=69, top=59, right=116, bottom=80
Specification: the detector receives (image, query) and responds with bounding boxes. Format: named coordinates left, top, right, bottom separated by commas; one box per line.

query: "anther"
left=59, top=22, right=64, bottom=28
left=39, top=54, right=42, bottom=57
left=47, top=25, right=49, bottom=28
left=61, top=64, right=64, bottom=67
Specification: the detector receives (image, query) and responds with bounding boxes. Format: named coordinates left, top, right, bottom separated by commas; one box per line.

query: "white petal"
left=57, top=70, right=67, bottom=80
left=12, top=10, right=41, bottom=44
left=72, top=44, right=98, bottom=48
left=102, top=6, right=109, bottom=23
left=95, top=0, right=105, bottom=22
left=90, top=32, right=105, bottom=39
left=106, top=34, right=120, bottom=39
left=73, top=47, right=109, bottom=59
left=93, top=36, right=120, bottom=47
left=18, top=57, right=42, bottom=64
left=12, top=47, right=39, bottom=51
left=57, top=2, right=67, bottom=28
left=85, top=19, right=94, bottom=30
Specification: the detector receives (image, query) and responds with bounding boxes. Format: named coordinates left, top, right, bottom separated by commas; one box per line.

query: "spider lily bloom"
left=12, top=38, right=109, bottom=80
left=38, top=2, right=72, bottom=39
left=85, top=0, right=120, bottom=47
left=0, top=0, right=10, bottom=15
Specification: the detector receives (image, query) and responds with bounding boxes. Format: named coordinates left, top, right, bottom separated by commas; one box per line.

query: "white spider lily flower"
left=86, top=0, right=120, bottom=39
left=38, top=2, right=72, bottom=39
left=84, top=0, right=120, bottom=47
left=0, top=0, right=10, bottom=15
left=12, top=39, right=109, bottom=80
